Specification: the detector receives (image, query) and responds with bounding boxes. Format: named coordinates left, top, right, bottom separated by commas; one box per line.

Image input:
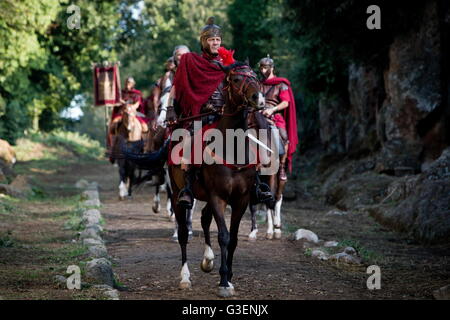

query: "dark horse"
left=168, top=62, right=265, bottom=297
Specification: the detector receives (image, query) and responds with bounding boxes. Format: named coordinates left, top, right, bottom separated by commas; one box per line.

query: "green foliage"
left=118, top=0, right=233, bottom=95
left=337, top=238, right=383, bottom=264
left=0, top=230, right=14, bottom=248
left=228, top=0, right=275, bottom=65
left=72, top=104, right=108, bottom=144
left=38, top=130, right=104, bottom=159
left=0, top=0, right=120, bottom=142
left=0, top=0, right=428, bottom=152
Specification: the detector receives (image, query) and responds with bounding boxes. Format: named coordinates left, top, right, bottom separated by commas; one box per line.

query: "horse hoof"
left=179, top=280, right=191, bottom=290
left=248, top=229, right=258, bottom=241
left=152, top=205, right=160, bottom=213
left=200, top=259, right=214, bottom=273
left=218, top=283, right=235, bottom=298
left=274, top=229, right=282, bottom=240
left=118, top=196, right=125, bottom=201
left=266, top=233, right=273, bottom=240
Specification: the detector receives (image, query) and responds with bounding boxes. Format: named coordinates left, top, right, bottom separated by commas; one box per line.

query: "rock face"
left=376, top=1, right=444, bottom=174
left=369, top=147, right=450, bottom=243
left=319, top=96, right=348, bottom=155
left=316, top=1, right=449, bottom=243
left=433, top=285, right=450, bottom=300
left=319, top=1, right=448, bottom=172
left=347, top=63, right=384, bottom=156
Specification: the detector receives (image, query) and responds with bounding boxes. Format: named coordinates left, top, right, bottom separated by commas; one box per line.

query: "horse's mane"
left=217, top=60, right=250, bottom=73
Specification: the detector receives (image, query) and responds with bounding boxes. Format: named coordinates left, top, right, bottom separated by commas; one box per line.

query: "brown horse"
left=168, top=62, right=266, bottom=297
left=248, top=129, right=288, bottom=240
left=110, top=104, right=147, bottom=200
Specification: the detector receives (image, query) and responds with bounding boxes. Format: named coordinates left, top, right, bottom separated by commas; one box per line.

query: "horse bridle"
left=223, top=66, right=260, bottom=115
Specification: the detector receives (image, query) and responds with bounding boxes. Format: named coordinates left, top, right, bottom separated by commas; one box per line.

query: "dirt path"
left=91, top=162, right=449, bottom=300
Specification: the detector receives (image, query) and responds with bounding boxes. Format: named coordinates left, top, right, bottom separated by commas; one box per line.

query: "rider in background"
left=107, top=76, right=149, bottom=162
left=258, top=55, right=298, bottom=180
left=154, top=46, right=190, bottom=128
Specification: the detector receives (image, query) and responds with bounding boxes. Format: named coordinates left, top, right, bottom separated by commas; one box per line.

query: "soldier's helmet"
left=200, top=17, right=222, bottom=51
left=125, top=76, right=136, bottom=85
left=258, top=54, right=274, bottom=68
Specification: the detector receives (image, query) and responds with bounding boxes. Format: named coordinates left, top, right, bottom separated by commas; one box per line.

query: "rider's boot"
left=177, top=166, right=195, bottom=210
left=279, top=153, right=288, bottom=181
left=254, top=170, right=274, bottom=205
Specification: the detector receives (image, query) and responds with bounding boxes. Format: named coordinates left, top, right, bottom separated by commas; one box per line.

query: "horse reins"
left=166, top=66, right=260, bottom=126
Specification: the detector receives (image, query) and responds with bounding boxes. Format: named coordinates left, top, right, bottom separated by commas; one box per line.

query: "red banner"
left=93, top=63, right=121, bottom=106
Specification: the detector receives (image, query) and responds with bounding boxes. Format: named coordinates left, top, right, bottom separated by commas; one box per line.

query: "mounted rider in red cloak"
left=258, top=55, right=298, bottom=180
left=107, top=76, right=149, bottom=163
left=167, top=17, right=272, bottom=209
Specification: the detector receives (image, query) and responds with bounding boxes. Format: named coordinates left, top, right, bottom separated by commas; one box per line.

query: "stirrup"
left=255, top=182, right=274, bottom=205
left=177, top=188, right=193, bottom=210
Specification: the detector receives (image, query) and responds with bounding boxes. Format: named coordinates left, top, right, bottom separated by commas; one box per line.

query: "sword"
left=247, top=132, right=274, bottom=154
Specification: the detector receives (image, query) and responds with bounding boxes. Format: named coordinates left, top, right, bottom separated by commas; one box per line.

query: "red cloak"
left=112, top=89, right=149, bottom=124
left=262, top=77, right=298, bottom=172
left=173, top=52, right=226, bottom=117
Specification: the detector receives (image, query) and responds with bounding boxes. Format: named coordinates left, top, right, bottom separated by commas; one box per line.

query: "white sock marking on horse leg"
left=152, top=193, right=161, bottom=212
left=201, top=245, right=214, bottom=273
left=172, top=222, right=178, bottom=241
left=179, top=263, right=191, bottom=289
left=274, top=196, right=283, bottom=239
left=166, top=197, right=172, bottom=216
left=274, top=196, right=282, bottom=227
left=204, top=245, right=214, bottom=260
left=266, top=208, right=274, bottom=239
left=119, top=181, right=127, bottom=198
left=248, top=229, right=258, bottom=240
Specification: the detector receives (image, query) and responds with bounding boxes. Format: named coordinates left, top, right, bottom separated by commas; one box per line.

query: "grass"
left=0, top=231, right=14, bottom=248
left=337, top=238, right=383, bottom=264
left=0, top=196, right=17, bottom=215
left=0, top=130, right=109, bottom=299
left=304, top=248, right=313, bottom=257
left=15, top=130, right=104, bottom=161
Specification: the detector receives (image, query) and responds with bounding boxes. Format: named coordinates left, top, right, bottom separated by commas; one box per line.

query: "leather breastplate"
left=203, top=81, right=225, bottom=110
left=262, top=83, right=281, bottom=107
left=200, top=81, right=225, bottom=125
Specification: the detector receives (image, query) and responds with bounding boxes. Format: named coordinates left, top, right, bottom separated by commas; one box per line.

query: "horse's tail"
left=122, top=138, right=169, bottom=170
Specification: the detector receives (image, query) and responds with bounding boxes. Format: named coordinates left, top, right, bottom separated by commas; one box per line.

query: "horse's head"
left=122, top=104, right=136, bottom=132
left=221, top=62, right=265, bottom=112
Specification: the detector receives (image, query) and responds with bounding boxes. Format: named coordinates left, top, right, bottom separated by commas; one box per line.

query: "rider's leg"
left=279, top=148, right=288, bottom=181
left=254, top=169, right=274, bottom=205
left=177, top=133, right=195, bottom=209
left=278, top=127, right=288, bottom=181
left=177, top=164, right=195, bottom=209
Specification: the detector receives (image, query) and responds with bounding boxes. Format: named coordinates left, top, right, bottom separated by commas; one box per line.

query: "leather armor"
left=200, top=80, right=225, bottom=125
